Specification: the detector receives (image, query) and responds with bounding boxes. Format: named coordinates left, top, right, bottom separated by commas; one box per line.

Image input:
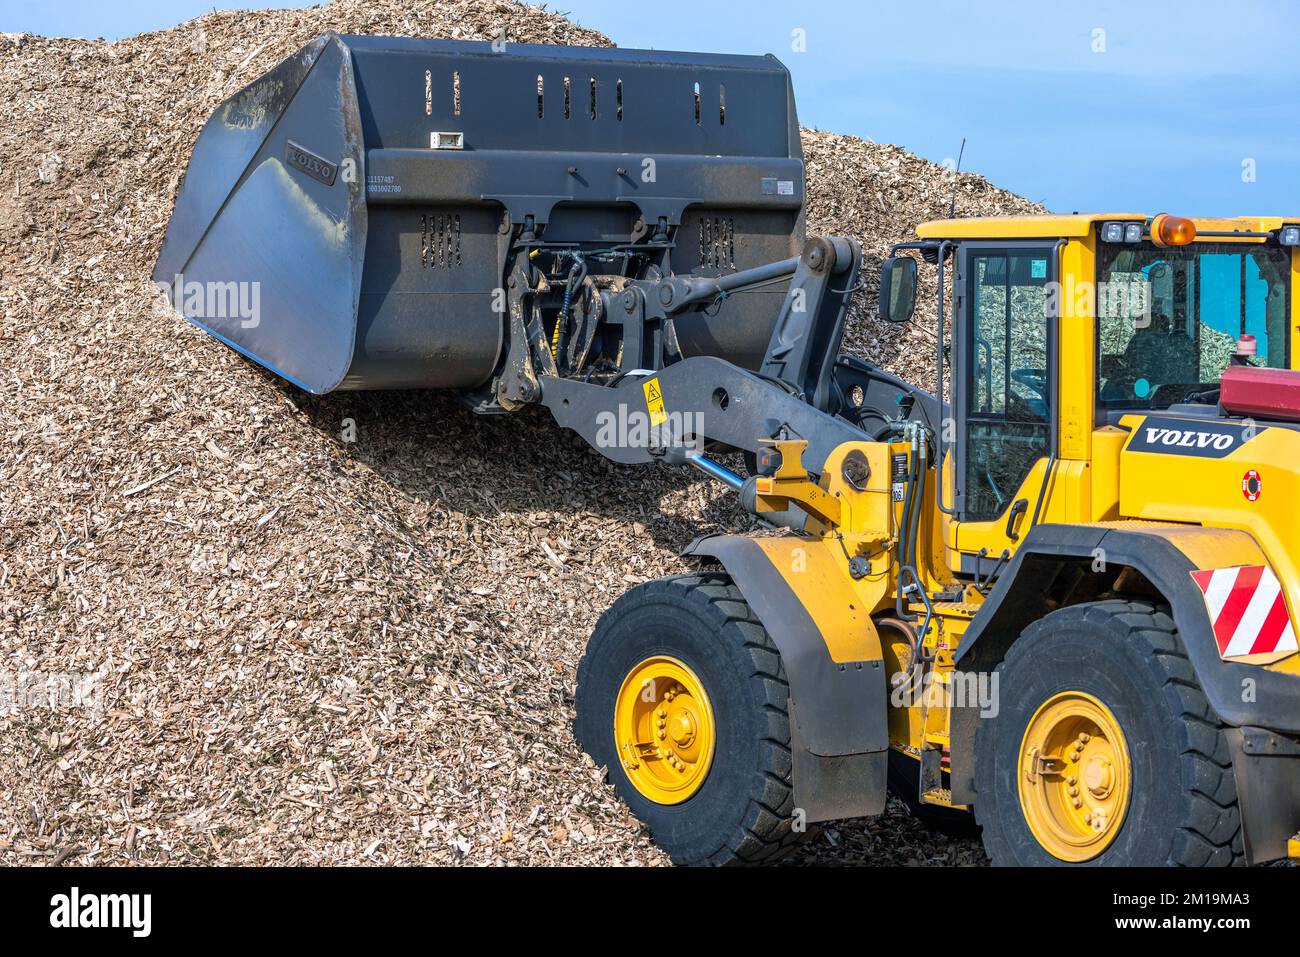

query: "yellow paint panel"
left=916, top=214, right=1136, bottom=239
left=1117, top=421, right=1300, bottom=671
left=1056, top=459, right=1089, bottom=521
left=916, top=213, right=1292, bottom=242
left=949, top=456, right=1067, bottom=559
left=755, top=537, right=882, bottom=664
left=1058, top=236, right=1096, bottom=460
left=1090, top=427, right=1125, bottom=521
left=1292, top=249, right=1300, bottom=370
left=1118, top=425, right=1299, bottom=580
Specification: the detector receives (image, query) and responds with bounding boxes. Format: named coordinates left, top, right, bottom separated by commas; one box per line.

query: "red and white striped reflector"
left=1190, top=565, right=1298, bottom=661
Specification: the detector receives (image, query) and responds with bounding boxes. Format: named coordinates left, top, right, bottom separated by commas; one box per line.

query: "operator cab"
left=879, top=213, right=1299, bottom=581
left=1094, top=231, right=1290, bottom=421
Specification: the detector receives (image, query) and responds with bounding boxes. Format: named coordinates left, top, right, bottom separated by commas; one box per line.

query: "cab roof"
left=915, top=213, right=1294, bottom=241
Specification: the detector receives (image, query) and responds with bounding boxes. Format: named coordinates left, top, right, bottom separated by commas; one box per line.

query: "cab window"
left=963, top=250, right=1053, bottom=522
left=1096, top=242, right=1290, bottom=410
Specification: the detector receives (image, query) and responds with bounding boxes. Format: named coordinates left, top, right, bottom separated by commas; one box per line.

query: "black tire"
left=975, top=599, right=1243, bottom=866
left=573, top=572, right=812, bottom=865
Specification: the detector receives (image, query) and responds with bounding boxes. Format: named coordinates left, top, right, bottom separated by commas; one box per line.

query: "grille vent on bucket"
left=420, top=212, right=462, bottom=269
left=699, top=216, right=736, bottom=271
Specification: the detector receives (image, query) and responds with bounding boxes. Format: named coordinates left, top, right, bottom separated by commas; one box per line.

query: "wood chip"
left=120, top=466, right=182, bottom=497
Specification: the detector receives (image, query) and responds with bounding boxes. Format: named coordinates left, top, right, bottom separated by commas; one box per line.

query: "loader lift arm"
left=540, top=234, right=934, bottom=479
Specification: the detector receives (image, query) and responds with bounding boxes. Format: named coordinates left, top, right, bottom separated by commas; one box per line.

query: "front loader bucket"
left=156, top=34, right=806, bottom=396
left=154, top=34, right=366, bottom=394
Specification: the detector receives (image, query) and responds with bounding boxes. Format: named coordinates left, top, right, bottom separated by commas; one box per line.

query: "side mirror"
left=879, top=256, right=917, bottom=324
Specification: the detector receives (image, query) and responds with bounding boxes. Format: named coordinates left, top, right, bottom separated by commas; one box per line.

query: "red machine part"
left=1220, top=365, right=1300, bottom=422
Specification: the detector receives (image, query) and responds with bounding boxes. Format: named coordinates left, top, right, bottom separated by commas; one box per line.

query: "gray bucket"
left=154, top=34, right=807, bottom=396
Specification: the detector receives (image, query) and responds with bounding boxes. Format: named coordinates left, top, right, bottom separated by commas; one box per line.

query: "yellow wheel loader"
left=572, top=212, right=1300, bottom=867
left=157, top=36, right=1300, bottom=867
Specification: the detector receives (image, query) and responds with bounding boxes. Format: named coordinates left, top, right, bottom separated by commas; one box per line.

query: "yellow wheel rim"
left=1017, top=691, right=1132, bottom=862
left=613, top=656, right=715, bottom=804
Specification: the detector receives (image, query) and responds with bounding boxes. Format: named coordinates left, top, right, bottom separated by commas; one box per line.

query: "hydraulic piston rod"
left=681, top=450, right=745, bottom=491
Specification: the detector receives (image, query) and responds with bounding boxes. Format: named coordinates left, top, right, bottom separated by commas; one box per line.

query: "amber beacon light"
left=1150, top=213, right=1198, bottom=247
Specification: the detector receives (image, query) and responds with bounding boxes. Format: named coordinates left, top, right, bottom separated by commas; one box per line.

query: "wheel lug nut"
left=1072, top=798, right=1083, bottom=809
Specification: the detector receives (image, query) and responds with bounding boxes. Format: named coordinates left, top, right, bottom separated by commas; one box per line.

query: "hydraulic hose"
left=550, top=256, right=588, bottom=364
left=894, top=424, right=934, bottom=675
left=910, top=425, right=928, bottom=566
left=895, top=426, right=919, bottom=620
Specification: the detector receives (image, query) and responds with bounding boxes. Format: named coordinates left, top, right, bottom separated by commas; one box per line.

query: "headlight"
left=1281, top=225, right=1300, bottom=246
left=1101, top=221, right=1142, bottom=243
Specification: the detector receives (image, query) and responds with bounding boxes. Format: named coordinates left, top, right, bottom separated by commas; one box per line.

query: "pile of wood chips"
left=0, top=0, right=1039, bottom=865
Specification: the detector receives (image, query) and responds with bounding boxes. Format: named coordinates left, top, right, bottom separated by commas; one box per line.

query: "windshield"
left=1096, top=241, right=1290, bottom=411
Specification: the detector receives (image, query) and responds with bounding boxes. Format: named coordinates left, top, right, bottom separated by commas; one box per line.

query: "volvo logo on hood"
left=1125, top=416, right=1264, bottom=459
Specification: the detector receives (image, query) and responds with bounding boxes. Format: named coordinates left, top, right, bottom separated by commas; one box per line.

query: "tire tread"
left=974, top=598, right=1244, bottom=866
left=575, top=571, right=812, bottom=866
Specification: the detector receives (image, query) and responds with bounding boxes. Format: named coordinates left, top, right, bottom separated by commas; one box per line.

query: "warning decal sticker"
left=642, top=377, right=667, bottom=427
left=1190, top=564, right=1298, bottom=664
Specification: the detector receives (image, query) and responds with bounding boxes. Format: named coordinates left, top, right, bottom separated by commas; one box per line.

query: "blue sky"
left=3, top=0, right=1296, bottom=215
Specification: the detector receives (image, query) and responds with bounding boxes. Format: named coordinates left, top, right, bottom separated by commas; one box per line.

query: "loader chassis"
left=155, top=35, right=1300, bottom=865
left=569, top=212, right=1300, bottom=866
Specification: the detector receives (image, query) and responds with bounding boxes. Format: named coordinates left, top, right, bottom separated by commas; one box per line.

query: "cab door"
left=950, top=243, right=1058, bottom=567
